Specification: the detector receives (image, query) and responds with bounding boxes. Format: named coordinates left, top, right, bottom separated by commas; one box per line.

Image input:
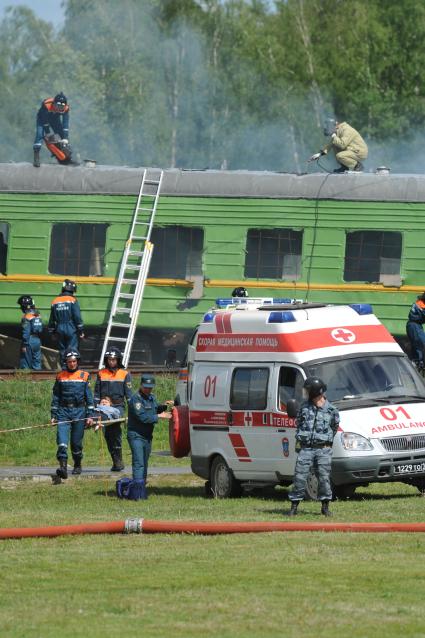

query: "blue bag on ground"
left=116, top=477, right=147, bottom=500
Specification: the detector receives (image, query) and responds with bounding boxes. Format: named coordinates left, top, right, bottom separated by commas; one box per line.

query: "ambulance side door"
left=273, top=363, right=305, bottom=478
left=190, top=363, right=230, bottom=459
left=228, top=364, right=272, bottom=475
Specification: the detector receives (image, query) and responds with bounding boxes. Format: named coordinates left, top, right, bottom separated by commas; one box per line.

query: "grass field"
left=1, top=378, right=425, bottom=637
left=1, top=476, right=425, bottom=638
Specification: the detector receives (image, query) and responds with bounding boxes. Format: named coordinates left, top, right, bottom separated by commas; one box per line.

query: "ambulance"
left=170, top=298, right=425, bottom=499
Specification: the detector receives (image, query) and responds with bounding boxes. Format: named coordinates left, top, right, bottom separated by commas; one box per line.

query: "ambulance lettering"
left=369, top=405, right=425, bottom=435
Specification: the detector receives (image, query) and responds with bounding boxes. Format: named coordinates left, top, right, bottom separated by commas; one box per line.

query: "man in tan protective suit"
left=309, top=118, right=368, bottom=173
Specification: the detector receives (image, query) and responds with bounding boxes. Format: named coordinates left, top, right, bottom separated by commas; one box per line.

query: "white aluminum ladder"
left=99, top=168, right=163, bottom=367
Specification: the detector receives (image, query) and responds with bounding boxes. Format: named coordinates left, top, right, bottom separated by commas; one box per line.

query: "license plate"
left=394, top=462, right=425, bottom=475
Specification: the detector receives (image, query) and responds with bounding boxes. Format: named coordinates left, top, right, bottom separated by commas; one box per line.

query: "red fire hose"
left=2, top=519, right=425, bottom=540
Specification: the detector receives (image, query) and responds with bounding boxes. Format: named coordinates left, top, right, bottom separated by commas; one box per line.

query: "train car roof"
left=1, top=162, right=425, bottom=202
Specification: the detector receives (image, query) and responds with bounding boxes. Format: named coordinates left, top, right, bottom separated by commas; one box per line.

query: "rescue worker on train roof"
left=51, top=348, right=95, bottom=479
left=17, top=295, right=43, bottom=371
left=33, top=92, right=69, bottom=168
left=48, top=279, right=84, bottom=366
left=309, top=117, right=368, bottom=173
left=287, top=377, right=340, bottom=517
left=406, top=292, right=425, bottom=370
left=94, top=347, right=132, bottom=472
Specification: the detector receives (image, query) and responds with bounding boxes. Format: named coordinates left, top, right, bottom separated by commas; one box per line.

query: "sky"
left=0, top=0, right=64, bottom=26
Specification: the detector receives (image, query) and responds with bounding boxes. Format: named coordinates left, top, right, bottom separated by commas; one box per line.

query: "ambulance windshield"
left=305, top=355, right=425, bottom=404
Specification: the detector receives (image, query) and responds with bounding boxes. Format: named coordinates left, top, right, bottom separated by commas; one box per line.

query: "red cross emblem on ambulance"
left=244, top=411, right=253, bottom=426
left=331, top=328, right=356, bottom=343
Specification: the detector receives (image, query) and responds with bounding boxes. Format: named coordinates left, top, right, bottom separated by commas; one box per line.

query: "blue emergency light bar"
left=268, top=311, right=296, bottom=323
left=215, top=297, right=296, bottom=308
left=203, top=312, right=215, bottom=322
left=349, top=303, right=373, bottom=315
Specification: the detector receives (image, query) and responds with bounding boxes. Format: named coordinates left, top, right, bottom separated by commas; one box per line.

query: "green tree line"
left=1, top=0, right=425, bottom=172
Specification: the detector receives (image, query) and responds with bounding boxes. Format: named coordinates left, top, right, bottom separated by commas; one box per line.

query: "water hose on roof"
left=2, top=519, right=425, bottom=540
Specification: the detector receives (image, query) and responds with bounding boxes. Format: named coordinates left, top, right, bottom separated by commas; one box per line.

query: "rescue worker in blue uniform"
left=406, top=292, right=425, bottom=370
left=33, top=92, right=69, bottom=167
left=126, top=374, right=170, bottom=495
left=288, top=377, right=340, bottom=517
left=17, top=295, right=43, bottom=370
left=94, top=347, right=132, bottom=472
left=48, top=279, right=84, bottom=364
left=51, top=349, right=94, bottom=478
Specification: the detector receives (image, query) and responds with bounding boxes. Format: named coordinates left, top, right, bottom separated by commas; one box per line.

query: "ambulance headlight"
left=340, top=432, right=373, bottom=451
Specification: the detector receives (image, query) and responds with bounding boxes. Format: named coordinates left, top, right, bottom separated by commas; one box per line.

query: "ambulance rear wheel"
left=210, top=456, right=242, bottom=498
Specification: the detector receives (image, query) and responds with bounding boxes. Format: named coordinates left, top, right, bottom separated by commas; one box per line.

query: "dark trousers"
left=19, top=335, right=41, bottom=370
left=55, top=407, right=86, bottom=463
left=127, top=429, right=152, bottom=480
left=104, top=406, right=124, bottom=456
left=406, top=321, right=425, bottom=365
left=289, top=447, right=333, bottom=502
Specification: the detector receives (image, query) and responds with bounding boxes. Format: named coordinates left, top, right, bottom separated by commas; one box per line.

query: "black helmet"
left=304, top=376, right=327, bottom=399
left=104, top=347, right=123, bottom=367
left=323, top=117, right=337, bottom=136
left=62, top=279, right=77, bottom=294
left=63, top=348, right=80, bottom=363
left=17, top=295, right=34, bottom=311
left=232, top=287, right=249, bottom=298
left=140, top=374, right=155, bottom=388
left=54, top=92, right=67, bottom=112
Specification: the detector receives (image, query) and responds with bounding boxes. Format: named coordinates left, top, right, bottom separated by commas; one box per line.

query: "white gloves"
left=309, top=152, right=322, bottom=162
left=61, top=139, right=69, bottom=145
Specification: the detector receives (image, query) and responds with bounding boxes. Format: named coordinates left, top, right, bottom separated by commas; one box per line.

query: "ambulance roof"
left=195, top=302, right=403, bottom=364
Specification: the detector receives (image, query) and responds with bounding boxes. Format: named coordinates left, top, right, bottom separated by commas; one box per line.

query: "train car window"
left=0, top=222, right=9, bottom=275
left=344, top=231, right=402, bottom=283
left=244, top=228, right=302, bottom=279
left=49, top=223, right=108, bottom=277
left=149, top=226, right=203, bottom=279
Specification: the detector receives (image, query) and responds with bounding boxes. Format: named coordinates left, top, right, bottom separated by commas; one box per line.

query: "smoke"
left=0, top=1, right=423, bottom=175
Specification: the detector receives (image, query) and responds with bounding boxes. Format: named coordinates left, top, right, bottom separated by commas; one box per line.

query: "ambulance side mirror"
left=286, top=399, right=299, bottom=419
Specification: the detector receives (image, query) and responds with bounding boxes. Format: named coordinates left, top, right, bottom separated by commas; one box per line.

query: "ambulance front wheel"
left=210, top=456, right=242, bottom=498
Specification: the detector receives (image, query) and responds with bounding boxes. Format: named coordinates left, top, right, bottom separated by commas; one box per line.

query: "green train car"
left=0, top=163, right=424, bottom=364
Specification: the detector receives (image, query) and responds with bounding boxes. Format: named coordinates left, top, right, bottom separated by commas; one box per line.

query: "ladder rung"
left=144, top=180, right=160, bottom=185
left=122, top=278, right=138, bottom=284
left=119, top=293, right=135, bottom=298
left=111, top=322, right=131, bottom=328
left=136, top=208, right=154, bottom=213
left=131, top=236, right=147, bottom=240
left=116, top=307, right=131, bottom=313
left=128, top=251, right=145, bottom=256
left=106, top=337, right=128, bottom=342
left=124, top=265, right=141, bottom=271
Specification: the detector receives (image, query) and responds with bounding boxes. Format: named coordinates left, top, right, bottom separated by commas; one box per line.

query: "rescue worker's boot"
left=56, top=458, right=68, bottom=479
left=287, top=501, right=299, bottom=516
left=321, top=500, right=332, bottom=517
left=111, top=450, right=124, bottom=472
left=72, top=458, right=82, bottom=475
left=33, top=148, right=40, bottom=168
left=354, top=161, right=364, bottom=172
left=333, top=165, right=346, bottom=174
